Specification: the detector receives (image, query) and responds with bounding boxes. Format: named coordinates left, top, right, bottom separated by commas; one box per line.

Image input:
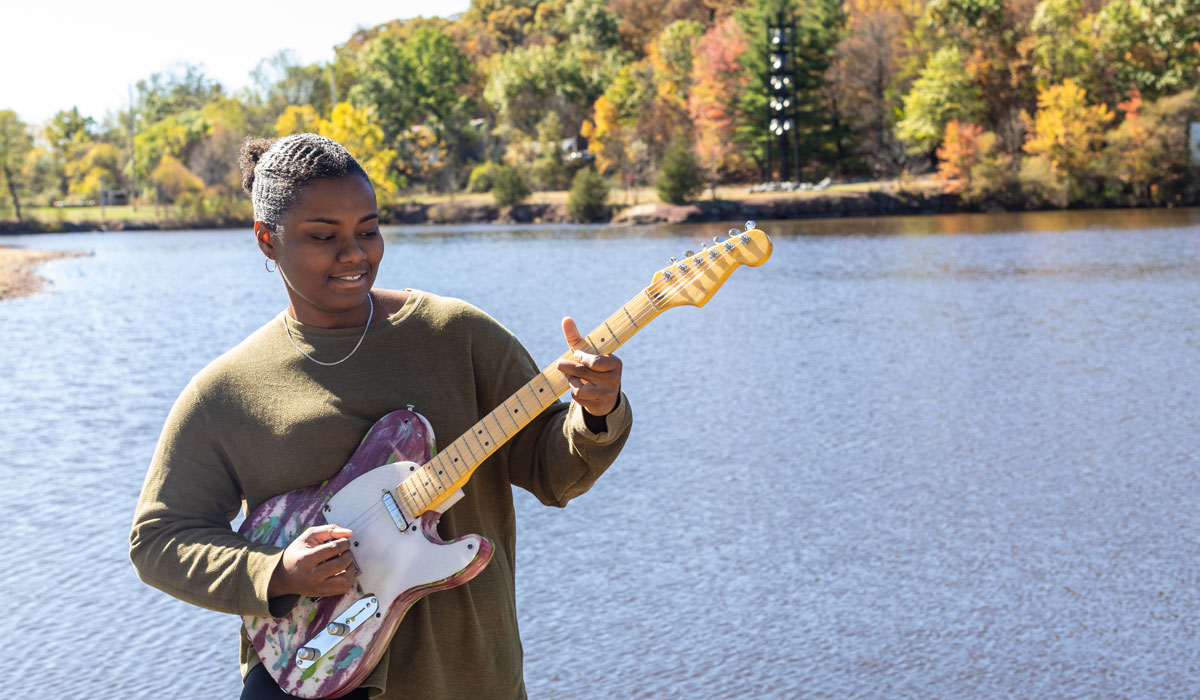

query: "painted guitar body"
left=237, top=409, right=493, bottom=699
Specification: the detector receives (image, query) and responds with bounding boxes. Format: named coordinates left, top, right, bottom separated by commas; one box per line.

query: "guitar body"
left=237, top=409, right=494, bottom=699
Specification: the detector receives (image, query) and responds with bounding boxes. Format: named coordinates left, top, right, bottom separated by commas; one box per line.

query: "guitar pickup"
left=382, top=490, right=410, bottom=531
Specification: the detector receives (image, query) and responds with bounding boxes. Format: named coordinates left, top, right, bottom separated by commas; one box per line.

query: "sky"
left=2, top=0, right=472, bottom=126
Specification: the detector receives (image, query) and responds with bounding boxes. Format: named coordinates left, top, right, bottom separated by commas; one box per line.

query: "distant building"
left=561, top=135, right=593, bottom=164
left=102, top=190, right=129, bottom=206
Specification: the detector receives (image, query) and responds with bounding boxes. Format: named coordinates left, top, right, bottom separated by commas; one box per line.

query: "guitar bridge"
left=294, top=596, right=379, bottom=669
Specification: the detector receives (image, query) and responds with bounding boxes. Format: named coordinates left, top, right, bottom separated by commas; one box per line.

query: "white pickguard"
left=325, top=462, right=479, bottom=606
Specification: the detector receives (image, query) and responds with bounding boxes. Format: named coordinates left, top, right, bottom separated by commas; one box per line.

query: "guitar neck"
left=394, top=225, right=772, bottom=518
left=395, top=291, right=663, bottom=517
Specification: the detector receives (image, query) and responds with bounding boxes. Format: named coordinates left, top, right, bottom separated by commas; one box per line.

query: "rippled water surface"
left=2, top=208, right=1198, bottom=698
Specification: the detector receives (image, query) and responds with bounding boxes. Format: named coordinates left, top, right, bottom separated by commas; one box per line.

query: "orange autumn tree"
left=936, top=120, right=993, bottom=194
left=688, top=16, right=748, bottom=198
left=1105, top=88, right=1157, bottom=201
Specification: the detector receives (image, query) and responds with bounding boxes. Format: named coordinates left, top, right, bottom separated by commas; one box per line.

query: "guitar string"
left=388, top=236, right=748, bottom=518
left=323, top=235, right=753, bottom=535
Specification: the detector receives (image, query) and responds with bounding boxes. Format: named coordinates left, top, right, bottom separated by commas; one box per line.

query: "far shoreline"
left=0, top=189, right=1015, bottom=235
left=3, top=188, right=1199, bottom=237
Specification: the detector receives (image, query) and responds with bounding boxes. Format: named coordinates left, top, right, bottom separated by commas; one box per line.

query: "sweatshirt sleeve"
left=129, top=379, right=286, bottom=618
left=471, top=313, right=632, bottom=507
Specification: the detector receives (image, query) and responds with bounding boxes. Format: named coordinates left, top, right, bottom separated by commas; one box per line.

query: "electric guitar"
left=238, top=223, right=773, bottom=698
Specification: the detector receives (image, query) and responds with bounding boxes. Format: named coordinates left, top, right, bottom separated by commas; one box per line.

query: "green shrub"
left=566, top=168, right=610, bottom=221
left=656, top=140, right=703, bottom=204
left=532, top=150, right=571, bottom=191
left=1017, top=156, right=1069, bottom=209
left=467, top=161, right=502, bottom=193
left=490, top=165, right=530, bottom=207
left=966, top=149, right=1019, bottom=209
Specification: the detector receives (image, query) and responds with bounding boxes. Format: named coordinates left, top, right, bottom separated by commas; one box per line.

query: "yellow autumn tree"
left=66, top=142, right=122, bottom=198
left=581, top=95, right=627, bottom=177
left=394, top=124, right=447, bottom=189
left=317, top=103, right=398, bottom=198
left=275, top=105, right=321, bottom=137
left=1022, top=79, right=1112, bottom=178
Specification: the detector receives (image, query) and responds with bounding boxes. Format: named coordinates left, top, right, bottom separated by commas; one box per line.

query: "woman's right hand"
left=267, top=524, right=358, bottom=598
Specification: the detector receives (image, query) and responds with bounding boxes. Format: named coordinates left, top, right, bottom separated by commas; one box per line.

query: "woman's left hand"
left=557, top=317, right=622, bottom=417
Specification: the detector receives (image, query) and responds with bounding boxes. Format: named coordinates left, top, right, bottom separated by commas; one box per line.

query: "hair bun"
left=238, top=137, right=277, bottom=194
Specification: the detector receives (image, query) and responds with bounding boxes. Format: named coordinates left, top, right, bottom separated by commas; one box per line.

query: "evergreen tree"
left=567, top=167, right=610, bottom=220
left=491, top=165, right=531, bottom=207
left=657, top=140, right=703, bottom=204
left=735, top=0, right=847, bottom=178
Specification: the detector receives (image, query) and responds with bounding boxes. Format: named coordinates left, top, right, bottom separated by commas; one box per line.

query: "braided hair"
left=238, top=134, right=371, bottom=234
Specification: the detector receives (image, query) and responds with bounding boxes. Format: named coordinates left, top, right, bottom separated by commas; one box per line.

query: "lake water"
left=1, top=208, right=1197, bottom=698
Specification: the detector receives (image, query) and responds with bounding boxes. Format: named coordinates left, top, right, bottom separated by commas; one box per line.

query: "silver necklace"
left=281, top=293, right=374, bottom=366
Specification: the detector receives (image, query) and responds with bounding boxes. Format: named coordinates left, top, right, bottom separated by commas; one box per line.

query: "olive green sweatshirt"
left=130, top=290, right=631, bottom=699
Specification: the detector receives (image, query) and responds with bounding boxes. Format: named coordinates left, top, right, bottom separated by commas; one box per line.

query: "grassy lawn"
left=22, top=204, right=163, bottom=223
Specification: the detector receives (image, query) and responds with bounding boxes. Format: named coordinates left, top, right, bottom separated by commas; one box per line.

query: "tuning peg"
left=713, top=236, right=723, bottom=243
left=745, top=220, right=756, bottom=231
left=685, top=250, right=695, bottom=257
left=670, top=256, right=677, bottom=264
left=727, top=228, right=738, bottom=237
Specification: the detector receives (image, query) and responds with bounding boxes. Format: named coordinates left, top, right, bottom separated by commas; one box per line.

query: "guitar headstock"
left=648, top=221, right=772, bottom=310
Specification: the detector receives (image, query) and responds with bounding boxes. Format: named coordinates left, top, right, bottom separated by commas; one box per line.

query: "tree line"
left=2, top=0, right=1199, bottom=223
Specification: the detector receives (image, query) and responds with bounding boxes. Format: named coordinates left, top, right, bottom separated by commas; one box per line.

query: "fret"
left=428, top=462, right=450, bottom=489
left=515, top=386, right=538, bottom=413
left=478, top=421, right=499, bottom=450
left=430, top=455, right=453, bottom=484
left=402, top=485, right=422, bottom=517
left=416, top=468, right=435, bottom=501
left=542, top=368, right=570, bottom=395
left=499, top=400, right=523, bottom=432
left=454, top=435, right=478, bottom=464
left=601, top=320, right=620, bottom=350
left=446, top=444, right=471, bottom=474
left=533, top=373, right=556, bottom=402
left=622, top=305, right=640, bottom=329
left=481, top=413, right=507, bottom=443
left=398, top=487, right=419, bottom=517
left=469, top=426, right=489, bottom=455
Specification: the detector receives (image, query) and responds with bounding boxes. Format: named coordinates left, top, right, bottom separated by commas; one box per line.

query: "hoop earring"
left=265, top=258, right=277, bottom=273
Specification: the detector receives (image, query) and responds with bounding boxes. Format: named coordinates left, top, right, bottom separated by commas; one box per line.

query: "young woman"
left=130, top=133, right=631, bottom=699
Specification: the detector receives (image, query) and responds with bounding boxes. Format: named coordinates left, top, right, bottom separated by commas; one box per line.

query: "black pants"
left=241, top=663, right=370, bottom=699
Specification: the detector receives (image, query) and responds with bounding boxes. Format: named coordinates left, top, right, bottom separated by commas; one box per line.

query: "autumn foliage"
left=935, top=120, right=987, bottom=193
